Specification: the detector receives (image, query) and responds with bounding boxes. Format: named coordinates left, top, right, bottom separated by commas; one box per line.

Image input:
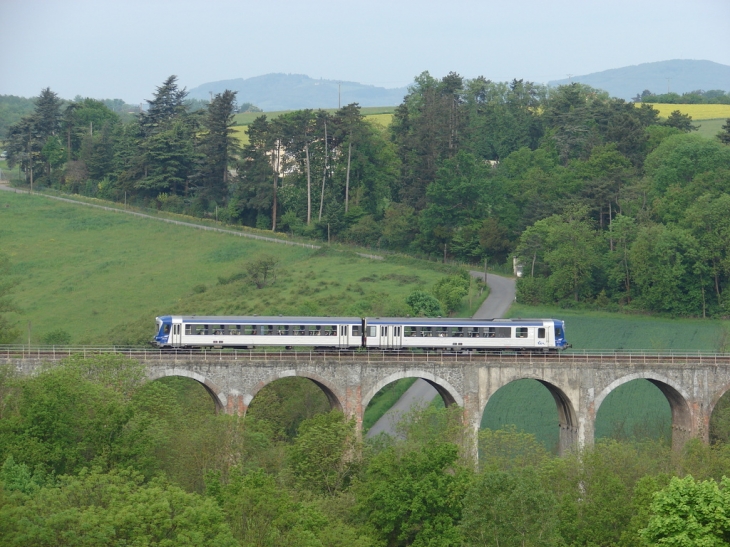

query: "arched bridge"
left=5, top=348, right=730, bottom=454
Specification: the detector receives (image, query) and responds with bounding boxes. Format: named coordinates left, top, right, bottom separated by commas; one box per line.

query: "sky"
left=1, top=0, right=728, bottom=104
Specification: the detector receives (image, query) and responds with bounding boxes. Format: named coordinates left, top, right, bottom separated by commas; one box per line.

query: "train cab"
left=154, top=316, right=173, bottom=346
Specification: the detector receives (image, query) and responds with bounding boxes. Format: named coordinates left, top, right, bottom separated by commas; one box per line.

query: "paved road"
left=365, top=272, right=516, bottom=438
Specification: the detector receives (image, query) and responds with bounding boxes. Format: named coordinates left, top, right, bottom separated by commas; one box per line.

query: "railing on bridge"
left=2, top=345, right=730, bottom=366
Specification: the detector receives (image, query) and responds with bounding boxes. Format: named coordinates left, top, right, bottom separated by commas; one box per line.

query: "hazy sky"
left=1, top=0, right=728, bottom=104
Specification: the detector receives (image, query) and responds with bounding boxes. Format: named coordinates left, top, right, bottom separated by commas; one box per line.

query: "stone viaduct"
left=6, top=350, right=730, bottom=453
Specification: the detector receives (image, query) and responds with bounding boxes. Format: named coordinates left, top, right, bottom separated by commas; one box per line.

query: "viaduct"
left=5, top=349, right=730, bottom=454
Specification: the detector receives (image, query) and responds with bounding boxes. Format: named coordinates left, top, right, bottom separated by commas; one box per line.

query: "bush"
left=516, top=276, right=551, bottom=305
left=42, top=329, right=71, bottom=345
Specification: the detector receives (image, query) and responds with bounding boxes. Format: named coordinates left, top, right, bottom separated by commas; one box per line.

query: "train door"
left=339, top=325, right=349, bottom=348
left=171, top=323, right=181, bottom=347
left=393, top=325, right=402, bottom=349
left=379, top=325, right=393, bottom=349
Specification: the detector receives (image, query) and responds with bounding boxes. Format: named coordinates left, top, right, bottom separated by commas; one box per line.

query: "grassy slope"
left=0, top=190, right=459, bottom=345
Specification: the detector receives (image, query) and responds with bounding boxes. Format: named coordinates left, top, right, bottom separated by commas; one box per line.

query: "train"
left=153, top=315, right=570, bottom=352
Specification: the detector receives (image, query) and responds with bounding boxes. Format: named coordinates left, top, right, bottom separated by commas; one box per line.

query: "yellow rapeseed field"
left=639, top=103, right=730, bottom=120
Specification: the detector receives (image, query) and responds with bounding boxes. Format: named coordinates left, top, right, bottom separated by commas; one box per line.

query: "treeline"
left=638, top=88, right=730, bottom=104
left=6, top=73, right=730, bottom=316
left=2, top=355, right=730, bottom=546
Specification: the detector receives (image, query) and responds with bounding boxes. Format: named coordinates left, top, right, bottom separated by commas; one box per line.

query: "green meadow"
left=694, top=118, right=727, bottom=140
left=0, top=190, right=473, bottom=345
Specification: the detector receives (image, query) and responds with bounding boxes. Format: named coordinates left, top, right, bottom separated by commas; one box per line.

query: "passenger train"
left=153, top=316, right=570, bottom=352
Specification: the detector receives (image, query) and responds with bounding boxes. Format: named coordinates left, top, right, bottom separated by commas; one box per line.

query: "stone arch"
left=244, top=370, right=344, bottom=414
left=362, top=370, right=464, bottom=411
left=479, top=376, right=578, bottom=456
left=594, top=372, right=692, bottom=450
left=147, top=368, right=227, bottom=412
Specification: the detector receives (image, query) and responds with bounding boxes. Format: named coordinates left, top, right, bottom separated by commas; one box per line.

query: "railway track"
left=3, top=346, right=730, bottom=366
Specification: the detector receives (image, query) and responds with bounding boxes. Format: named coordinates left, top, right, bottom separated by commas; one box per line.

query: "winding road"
left=365, top=271, right=516, bottom=438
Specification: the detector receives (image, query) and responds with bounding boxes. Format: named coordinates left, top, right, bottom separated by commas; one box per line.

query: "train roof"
left=365, top=317, right=561, bottom=326
left=162, top=316, right=362, bottom=324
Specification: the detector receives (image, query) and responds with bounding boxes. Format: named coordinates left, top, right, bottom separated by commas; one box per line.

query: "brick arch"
left=593, top=372, right=692, bottom=450
left=147, top=368, right=227, bottom=412
left=244, top=370, right=344, bottom=413
left=362, top=370, right=464, bottom=411
left=479, top=376, right=578, bottom=455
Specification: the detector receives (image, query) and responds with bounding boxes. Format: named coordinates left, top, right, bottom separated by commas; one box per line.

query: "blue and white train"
left=153, top=316, right=570, bottom=352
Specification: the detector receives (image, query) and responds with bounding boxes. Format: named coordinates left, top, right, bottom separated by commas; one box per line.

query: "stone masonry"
left=6, top=352, right=730, bottom=454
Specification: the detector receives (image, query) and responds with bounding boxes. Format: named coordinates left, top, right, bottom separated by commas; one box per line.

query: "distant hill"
left=548, top=60, right=730, bottom=101
left=188, top=73, right=408, bottom=111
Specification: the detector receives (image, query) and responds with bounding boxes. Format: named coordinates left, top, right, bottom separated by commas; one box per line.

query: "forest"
left=5, top=73, right=730, bottom=318
left=2, top=354, right=730, bottom=546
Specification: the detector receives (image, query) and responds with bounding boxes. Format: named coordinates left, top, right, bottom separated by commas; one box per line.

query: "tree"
left=641, top=475, right=730, bottom=546
left=138, top=75, right=188, bottom=137
left=718, top=118, right=730, bottom=145
left=0, top=468, right=238, bottom=547
left=405, top=290, right=443, bottom=317
left=195, top=90, right=239, bottom=205
left=460, top=467, right=558, bottom=547
left=433, top=274, right=470, bottom=314
left=356, top=441, right=470, bottom=547
left=288, top=411, right=360, bottom=496
left=664, top=109, right=698, bottom=132
left=245, top=254, right=279, bottom=289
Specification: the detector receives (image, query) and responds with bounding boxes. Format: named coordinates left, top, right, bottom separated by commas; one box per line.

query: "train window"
left=469, top=327, right=480, bottom=338
left=312, top=326, right=322, bottom=336
left=394, top=326, right=401, bottom=337
left=555, top=327, right=563, bottom=338
left=452, top=327, right=463, bottom=337
left=263, top=325, right=274, bottom=335
left=328, top=326, right=337, bottom=336
left=278, top=325, right=288, bottom=335
left=229, top=325, right=241, bottom=335
left=245, top=325, right=258, bottom=335
left=437, top=327, right=448, bottom=337
left=352, top=325, right=360, bottom=336
left=381, top=326, right=388, bottom=336
left=405, top=326, right=417, bottom=337
left=194, top=325, right=208, bottom=336
left=213, top=325, right=225, bottom=335
left=487, top=327, right=511, bottom=338
left=516, top=327, right=528, bottom=338
left=538, top=328, right=545, bottom=339
left=185, top=325, right=192, bottom=335
left=367, top=326, right=377, bottom=337
left=422, top=327, right=432, bottom=337
left=163, top=324, right=170, bottom=335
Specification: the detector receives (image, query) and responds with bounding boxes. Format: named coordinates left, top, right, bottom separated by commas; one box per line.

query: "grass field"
left=0, top=190, right=467, bottom=345
left=507, top=304, right=730, bottom=351
left=694, top=118, right=726, bottom=140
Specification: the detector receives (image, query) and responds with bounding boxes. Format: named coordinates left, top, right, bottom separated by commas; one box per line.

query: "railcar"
left=153, top=315, right=363, bottom=349
left=364, top=317, right=568, bottom=352
left=153, top=315, right=569, bottom=352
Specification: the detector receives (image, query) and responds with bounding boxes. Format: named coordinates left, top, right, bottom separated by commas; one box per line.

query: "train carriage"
left=363, top=317, right=568, bottom=352
left=154, top=315, right=363, bottom=349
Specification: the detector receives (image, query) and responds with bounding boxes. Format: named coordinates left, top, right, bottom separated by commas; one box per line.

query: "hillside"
left=188, top=73, right=408, bottom=111
left=549, top=59, right=730, bottom=101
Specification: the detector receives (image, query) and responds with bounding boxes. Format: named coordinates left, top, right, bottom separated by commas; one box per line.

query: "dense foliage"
left=4, top=73, right=730, bottom=316
left=3, top=356, right=730, bottom=546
